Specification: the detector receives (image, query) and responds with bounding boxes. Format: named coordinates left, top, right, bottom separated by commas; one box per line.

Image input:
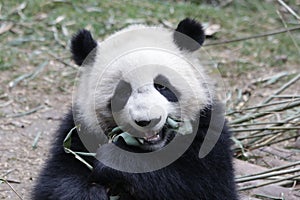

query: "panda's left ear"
left=173, top=18, right=205, bottom=52
left=71, top=29, right=97, bottom=66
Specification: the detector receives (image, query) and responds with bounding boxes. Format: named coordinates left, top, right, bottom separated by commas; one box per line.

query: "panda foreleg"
left=32, top=157, right=110, bottom=200
left=32, top=145, right=110, bottom=199
left=51, top=176, right=108, bottom=200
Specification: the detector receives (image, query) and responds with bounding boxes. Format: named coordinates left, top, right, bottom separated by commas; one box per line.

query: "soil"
left=0, top=45, right=299, bottom=200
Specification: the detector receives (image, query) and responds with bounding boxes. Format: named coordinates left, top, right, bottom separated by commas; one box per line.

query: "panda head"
left=71, top=18, right=213, bottom=151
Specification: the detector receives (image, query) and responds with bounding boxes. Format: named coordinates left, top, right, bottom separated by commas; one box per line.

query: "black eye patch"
left=154, top=75, right=180, bottom=102
left=111, top=80, right=132, bottom=112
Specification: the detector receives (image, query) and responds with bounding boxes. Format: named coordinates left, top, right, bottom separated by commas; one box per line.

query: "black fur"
left=32, top=105, right=238, bottom=200
left=71, top=29, right=97, bottom=66
left=111, top=80, right=132, bottom=112
left=33, top=19, right=237, bottom=199
left=174, top=18, right=205, bottom=51
left=154, top=75, right=180, bottom=102
left=32, top=110, right=108, bottom=199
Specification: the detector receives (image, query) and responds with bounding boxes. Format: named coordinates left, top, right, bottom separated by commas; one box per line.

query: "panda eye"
left=154, top=83, right=167, bottom=91
left=153, top=75, right=179, bottom=102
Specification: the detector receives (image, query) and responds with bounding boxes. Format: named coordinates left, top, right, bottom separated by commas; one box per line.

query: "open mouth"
left=143, top=131, right=161, bottom=142
left=108, top=117, right=192, bottom=151
left=139, top=126, right=168, bottom=145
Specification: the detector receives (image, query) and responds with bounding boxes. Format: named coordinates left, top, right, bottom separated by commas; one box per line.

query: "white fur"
left=74, top=25, right=213, bottom=136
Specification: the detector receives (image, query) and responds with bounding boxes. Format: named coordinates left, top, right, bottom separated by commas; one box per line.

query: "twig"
left=8, top=61, right=48, bottom=89
left=204, top=26, right=300, bottom=46
left=230, top=121, right=297, bottom=127
left=6, top=105, right=44, bottom=118
left=232, top=126, right=300, bottom=133
left=249, top=134, right=299, bottom=150
left=228, top=99, right=300, bottom=115
left=251, top=132, right=283, bottom=150
left=3, top=179, right=21, bottom=184
left=254, top=194, right=286, bottom=199
left=27, top=61, right=48, bottom=81
left=0, top=178, right=23, bottom=200
left=236, top=161, right=300, bottom=179
left=261, top=73, right=300, bottom=105
left=8, top=73, right=33, bottom=89
left=237, top=131, right=282, bottom=140
left=236, top=167, right=300, bottom=183
left=229, top=100, right=300, bottom=124
left=251, top=72, right=289, bottom=85
left=277, top=0, right=300, bottom=20
left=277, top=9, right=300, bottom=54
left=245, top=112, right=300, bottom=138
left=51, top=26, right=67, bottom=48
left=238, top=173, right=300, bottom=191
left=158, top=19, right=173, bottom=29
left=63, top=126, right=95, bottom=171
left=1, top=169, right=15, bottom=177
left=231, top=136, right=247, bottom=157
left=272, top=95, right=300, bottom=98
left=32, top=132, right=42, bottom=149
left=47, top=52, right=77, bottom=69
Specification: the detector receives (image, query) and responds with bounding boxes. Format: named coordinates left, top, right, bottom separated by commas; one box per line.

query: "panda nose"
left=135, top=120, right=151, bottom=127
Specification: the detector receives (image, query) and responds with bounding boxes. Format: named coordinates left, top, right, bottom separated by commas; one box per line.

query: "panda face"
left=114, top=80, right=172, bottom=131
left=110, top=73, right=179, bottom=150
left=72, top=18, right=212, bottom=151
left=112, top=82, right=172, bottom=149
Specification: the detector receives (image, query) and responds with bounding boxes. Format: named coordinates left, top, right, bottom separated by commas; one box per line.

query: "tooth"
left=137, top=138, right=144, bottom=144
left=142, top=131, right=161, bottom=142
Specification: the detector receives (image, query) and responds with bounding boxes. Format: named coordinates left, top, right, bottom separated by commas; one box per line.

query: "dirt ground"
left=0, top=80, right=71, bottom=199
left=0, top=59, right=299, bottom=199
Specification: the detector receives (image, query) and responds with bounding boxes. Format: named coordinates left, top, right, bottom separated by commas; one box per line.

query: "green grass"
left=0, top=0, right=299, bottom=80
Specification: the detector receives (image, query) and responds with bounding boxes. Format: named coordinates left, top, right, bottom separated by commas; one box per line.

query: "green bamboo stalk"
left=245, top=113, right=300, bottom=144
left=261, top=73, right=300, bottom=105
left=238, top=173, right=300, bottom=191
left=242, top=99, right=300, bottom=111
left=230, top=121, right=295, bottom=127
left=236, top=168, right=300, bottom=183
left=272, top=95, right=300, bottom=98
left=249, top=134, right=299, bottom=150
left=237, top=131, right=282, bottom=140
left=232, top=126, right=300, bottom=133
left=236, top=161, right=300, bottom=179
left=229, top=101, right=300, bottom=124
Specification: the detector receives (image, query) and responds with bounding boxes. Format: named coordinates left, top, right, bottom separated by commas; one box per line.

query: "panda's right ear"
left=70, top=29, right=97, bottom=66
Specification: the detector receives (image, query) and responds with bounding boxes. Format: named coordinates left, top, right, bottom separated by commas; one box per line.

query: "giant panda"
left=32, top=18, right=238, bottom=200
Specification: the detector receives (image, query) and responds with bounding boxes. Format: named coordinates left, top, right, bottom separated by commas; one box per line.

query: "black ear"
left=174, top=18, right=205, bottom=51
left=71, top=29, right=97, bottom=66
